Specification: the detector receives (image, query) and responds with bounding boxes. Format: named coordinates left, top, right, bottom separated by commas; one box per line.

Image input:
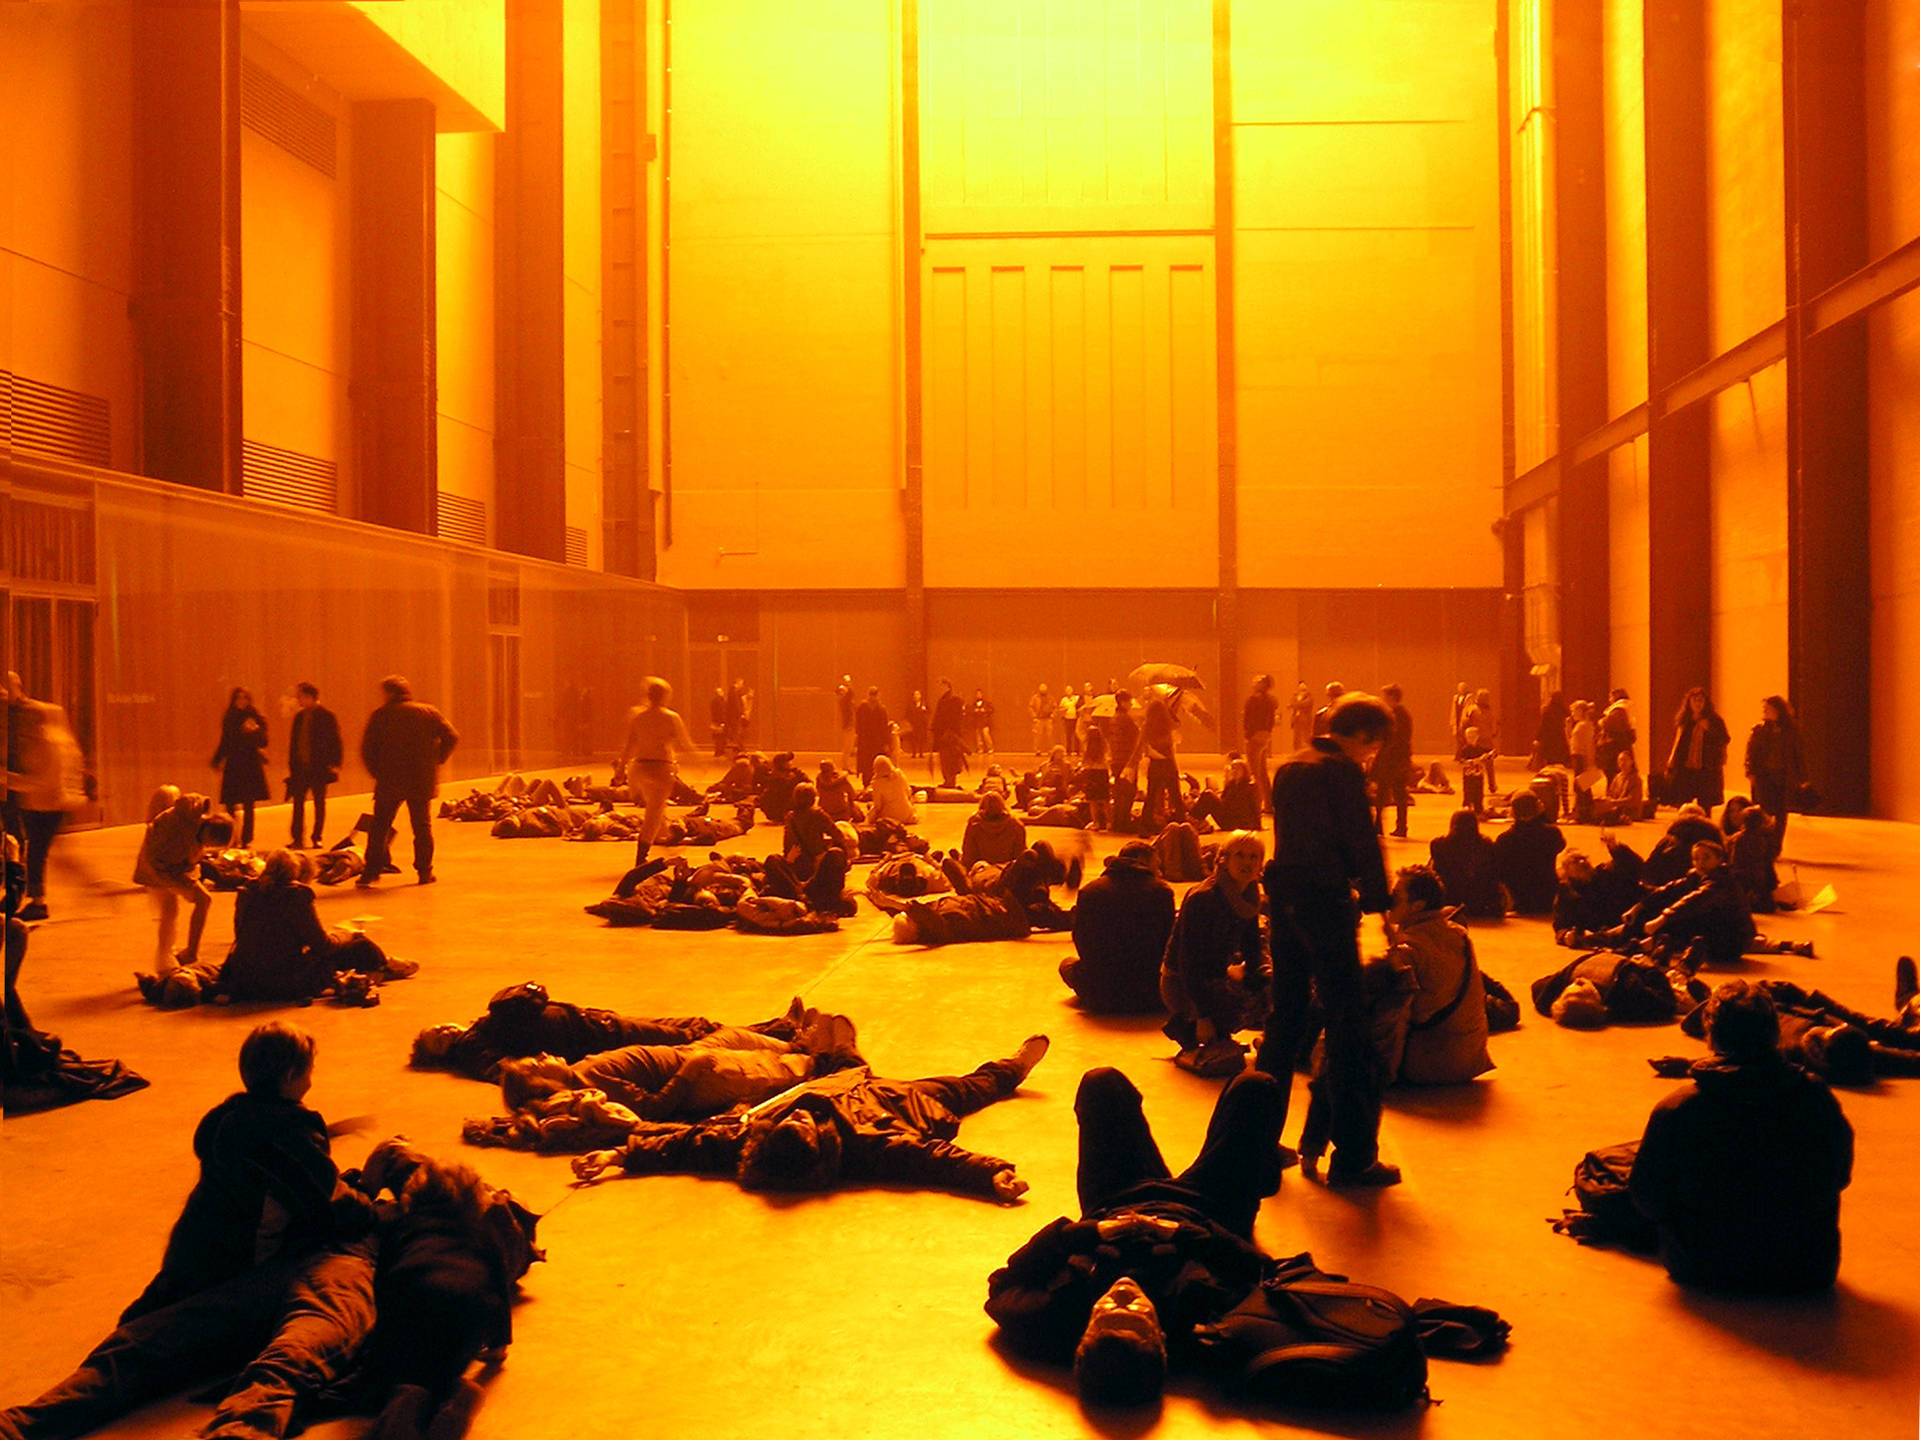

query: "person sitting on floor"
left=1060, top=842, right=1176, bottom=1014
left=1629, top=980, right=1853, bottom=1293
left=754, top=753, right=801, bottom=825
left=220, top=850, right=414, bottom=1005
left=1428, top=808, right=1504, bottom=919
left=814, top=762, right=864, bottom=824
left=1550, top=835, right=1646, bottom=943
left=1728, top=805, right=1782, bottom=914
left=409, top=984, right=804, bottom=1082
left=1641, top=803, right=1725, bottom=888
left=864, top=754, right=919, bottom=826
left=778, top=782, right=846, bottom=882
left=1615, top=840, right=1756, bottom=969
left=571, top=1036, right=1051, bottom=1202
left=1492, top=792, right=1566, bottom=915
left=1160, top=832, right=1270, bottom=1076
left=1190, top=758, right=1261, bottom=833
left=960, top=790, right=1027, bottom=868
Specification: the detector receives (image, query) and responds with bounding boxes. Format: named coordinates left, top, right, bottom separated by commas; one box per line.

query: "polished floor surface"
left=5, top=757, right=1919, bottom=1440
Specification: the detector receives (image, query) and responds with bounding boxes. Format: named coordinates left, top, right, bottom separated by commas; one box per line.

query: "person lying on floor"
left=1630, top=980, right=1853, bottom=1294
left=350, top=1140, right=542, bottom=1440
left=570, top=1035, right=1051, bottom=1201
left=1664, top=959, right=1920, bottom=1083
left=705, top=752, right=761, bottom=804
left=1059, top=842, right=1175, bottom=1015
left=488, top=1012, right=862, bottom=1122
left=1160, top=832, right=1270, bottom=1076
left=409, top=982, right=806, bottom=1082
left=889, top=841, right=1078, bottom=945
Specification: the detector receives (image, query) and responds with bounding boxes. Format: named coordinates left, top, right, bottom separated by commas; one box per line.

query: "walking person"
left=1242, top=674, right=1277, bottom=815
left=1256, top=693, right=1399, bottom=1186
left=4, top=674, right=87, bottom=922
left=285, top=684, right=342, bottom=851
left=212, top=688, right=270, bottom=848
left=620, top=678, right=696, bottom=866
left=358, top=676, right=458, bottom=887
left=1745, top=695, right=1806, bottom=847
left=1287, top=684, right=1314, bottom=752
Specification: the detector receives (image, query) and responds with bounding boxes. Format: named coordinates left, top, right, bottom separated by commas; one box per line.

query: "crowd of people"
left=0, top=659, right=1877, bottom=1431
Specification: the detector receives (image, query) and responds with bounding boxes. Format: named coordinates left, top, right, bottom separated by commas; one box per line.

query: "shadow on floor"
left=1675, top=1281, right=1920, bottom=1377
left=1382, top=1079, right=1497, bottom=1124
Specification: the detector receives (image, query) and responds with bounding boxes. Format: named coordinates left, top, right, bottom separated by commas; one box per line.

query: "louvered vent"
left=438, top=491, right=488, bottom=546
left=5, top=496, right=97, bottom=586
left=564, top=526, right=589, bottom=567
left=0, top=370, right=111, bottom=467
left=240, top=59, right=338, bottom=178
left=242, top=440, right=338, bottom=512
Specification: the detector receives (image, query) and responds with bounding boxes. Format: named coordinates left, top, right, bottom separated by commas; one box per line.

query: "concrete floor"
left=4, top=758, right=1919, bottom=1440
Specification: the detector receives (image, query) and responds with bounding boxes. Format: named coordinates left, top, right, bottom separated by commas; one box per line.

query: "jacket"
left=1161, top=873, right=1266, bottom=1020
left=213, top=707, right=271, bottom=804
left=1493, top=816, right=1566, bottom=915
left=1744, top=721, right=1805, bottom=786
left=287, top=705, right=344, bottom=788
left=961, top=810, right=1027, bottom=868
left=1667, top=712, right=1731, bottom=775
left=223, top=879, right=335, bottom=1001
left=362, top=698, right=459, bottom=797
left=1067, top=852, right=1176, bottom=1013
left=1391, top=909, right=1493, bottom=1084
left=865, top=756, right=919, bottom=825
left=5, top=699, right=86, bottom=812
left=1428, top=831, right=1504, bottom=918
left=1267, top=740, right=1390, bottom=910
left=1630, top=1055, right=1852, bottom=1292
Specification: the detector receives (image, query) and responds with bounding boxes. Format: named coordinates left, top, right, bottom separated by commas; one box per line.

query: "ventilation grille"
left=241, top=59, right=338, bottom=178
left=0, top=370, right=111, bottom=467
left=242, top=440, right=338, bottom=512
left=5, top=496, right=97, bottom=586
left=564, top=526, right=589, bottom=567
left=437, top=491, right=488, bottom=547
left=487, top=570, right=521, bottom=628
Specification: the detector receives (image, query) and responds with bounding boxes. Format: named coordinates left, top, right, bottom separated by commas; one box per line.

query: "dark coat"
left=1268, top=740, right=1390, bottom=910
left=1744, top=721, right=1805, bottom=787
left=1066, top=852, right=1176, bottom=1013
left=1551, top=840, right=1644, bottom=932
left=1666, top=712, right=1731, bottom=778
left=1643, top=815, right=1725, bottom=888
left=213, top=706, right=271, bottom=805
left=362, top=698, right=459, bottom=799
left=1428, top=830, right=1504, bottom=918
left=854, top=698, right=892, bottom=756
left=287, top=704, right=344, bottom=789
left=1493, top=816, right=1566, bottom=915
left=1160, top=873, right=1266, bottom=1031
left=1630, top=1055, right=1852, bottom=1292
left=931, top=691, right=966, bottom=742
left=1534, top=699, right=1572, bottom=767
left=1640, top=869, right=1755, bottom=966
left=960, top=810, right=1027, bottom=868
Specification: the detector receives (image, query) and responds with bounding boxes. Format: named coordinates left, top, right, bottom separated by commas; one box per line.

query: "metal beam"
left=901, top=0, right=927, bottom=702
left=1808, top=231, right=1920, bottom=336
left=601, top=0, right=651, bottom=578
left=1213, top=0, right=1239, bottom=745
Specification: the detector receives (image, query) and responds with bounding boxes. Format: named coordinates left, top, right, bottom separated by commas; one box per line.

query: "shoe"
left=355, top=875, right=379, bottom=888
left=289, top=839, right=307, bottom=850
left=1326, top=1160, right=1402, bottom=1188
left=17, top=900, right=48, bottom=922
left=417, top=872, right=437, bottom=886
left=1073, top=1276, right=1167, bottom=1405
left=381, top=956, right=420, bottom=980
left=1897, top=956, right=1918, bottom=1011
left=380, top=863, right=403, bottom=876
left=1276, top=1142, right=1301, bottom=1171
left=1012, top=1034, right=1050, bottom=1081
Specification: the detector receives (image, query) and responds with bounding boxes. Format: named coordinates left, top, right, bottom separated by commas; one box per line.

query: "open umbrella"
left=1087, top=694, right=1118, bottom=719
left=1126, top=663, right=1204, bottom=694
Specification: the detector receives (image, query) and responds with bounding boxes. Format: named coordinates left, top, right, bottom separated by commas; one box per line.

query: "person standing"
left=905, top=689, right=929, bottom=759
left=212, top=688, right=270, bottom=848
left=1745, top=695, right=1806, bottom=847
left=1058, top=685, right=1080, bottom=758
left=1241, top=675, right=1277, bottom=816
left=4, top=674, right=87, bottom=923
left=358, top=676, right=458, bottom=887
left=1449, top=682, right=1471, bottom=754
left=708, top=688, right=730, bottom=757
left=1286, top=683, right=1314, bottom=752
left=619, top=678, right=696, bottom=865
left=285, top=683, right=342, bottom=851
left=1371, top=683, right=1413, bottom=838
left=1256, top=693, right=1398, bottom=1187
left=972, top=688, right=996, bottom=756
left=1534, top=691, right=1572, bottom=769
left=853, top=686, right=891, bottom=786
left=1463, top=688, right=1499, bottom=788
left=1665, top=686, right=1731, bottom=809
left=1029, top=684, right=1053, bottom=758
left=1311, top=681, right=1345, bottom=738
left=726, top=680, right=750, bottom=751
left=835, top=675, right=856, bottom=768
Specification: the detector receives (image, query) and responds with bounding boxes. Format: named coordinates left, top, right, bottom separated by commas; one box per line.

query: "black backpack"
left=1193, top=1253, right=1428, bottom=1410
left=1552, top=1139, right=1658, bottom=1251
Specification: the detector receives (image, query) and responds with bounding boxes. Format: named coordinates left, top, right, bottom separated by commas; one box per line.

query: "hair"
left=979, top=790, right=1009, bottom=818
left=295, top=681, right=318, bottom=700
left=1673, top=685, right=1717, bottom=727
left=1617, top=747, right=1639, bottom=772
left=645, top=677, right=671, bottom=705
left=1382, top=682, right=1403, bottom=701
left=1326, top=693, right=1395, bottom=741
left=1075, top=1329, right=1165, bottom=1407
left=1509, top=791, right=1541, bottom=822
left=198, top=812, right=236, bottom=847
left=1762, top=693, right=1799, bottom=730
left=1395, top=863, right=1446, bottom=911
left=1690, top=839, right=1728, bottom=867
left=1216, top=830, right=1265, bottom=868
left=227, top=686, right=253, bottom=711
left=1083, top=726, right=1108, bottom=765
left=1114, top=688, right=1132, bottom=707
left=1740, top=805, right=1771, bottom=834
left=260, top=849, right=300, bottom=886
left=1048, top=745, right=1067, bottom=765
left=789, top=781, right=818, bottom=812
left=1610, top=688, right=1629, bottom=701
left=1556, top=848, right=1594, bottom=881
left=381, top=675, right=411, bottom=700
left=1704, top=980, right=1780, bottom=1062
left=239, top=1021, right=316, bottom=1096
left=1446, top=808, right=1482, bottom=841
left=1254, top=673, right=1273, bottom=690
left=867, top=685, right=879, bottom=697
left=737, top=1111, right=844, bottom=1191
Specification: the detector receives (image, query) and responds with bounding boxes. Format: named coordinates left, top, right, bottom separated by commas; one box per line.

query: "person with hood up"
left=960, top=790, right=1027, bottom=868
left=864, top=754, right=919, bottom=826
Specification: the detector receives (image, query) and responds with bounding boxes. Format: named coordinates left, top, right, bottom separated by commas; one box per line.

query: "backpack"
left=1193, top=1253, right=1428, bottom=1410
left=1551, top=1140, right=1658, bottom=1251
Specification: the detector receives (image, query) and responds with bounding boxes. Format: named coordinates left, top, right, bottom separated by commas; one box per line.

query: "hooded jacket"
left=865, top=755, right=919, bottom=825
left=1629, top=1055, right=1852, bottom=1292
left=1391, top=907, right=1494, bottom=1084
